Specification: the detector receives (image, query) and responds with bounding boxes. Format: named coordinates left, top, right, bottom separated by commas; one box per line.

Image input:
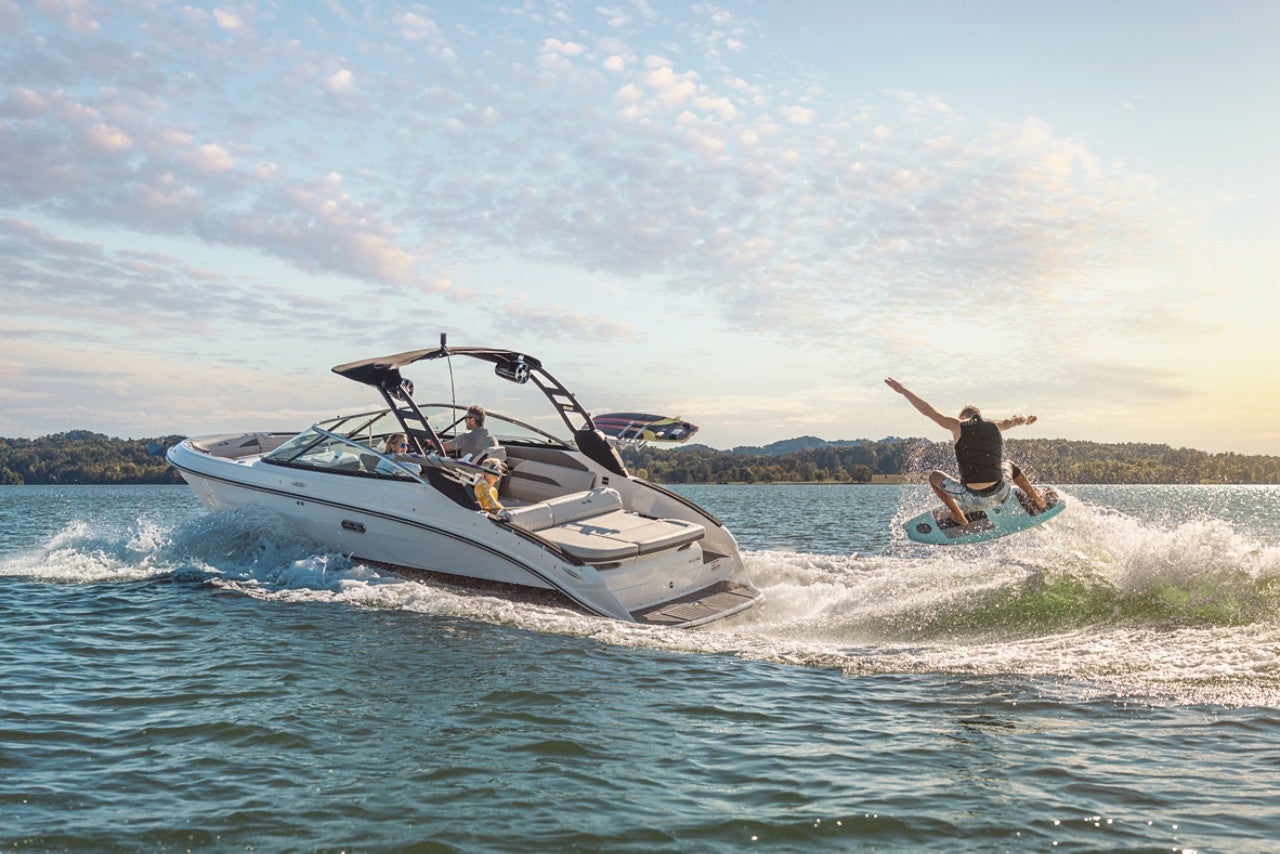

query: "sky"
left=2, top=0, right=1278, bottom=454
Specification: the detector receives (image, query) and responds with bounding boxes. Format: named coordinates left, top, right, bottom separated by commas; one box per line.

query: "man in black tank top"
left=885, top=378, right=1048, bottom=526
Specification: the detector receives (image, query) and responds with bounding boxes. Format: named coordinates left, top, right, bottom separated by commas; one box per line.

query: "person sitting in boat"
left=442, top=404, right=499, bottom=460
left=378, top=433, right=421, bottom=475
left=884, top=377, right=1048, bottom=526
left=474, top=457, right=507, bottom=515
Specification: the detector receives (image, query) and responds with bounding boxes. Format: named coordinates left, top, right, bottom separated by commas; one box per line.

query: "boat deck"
left=630, top=581, right=761, bottom=628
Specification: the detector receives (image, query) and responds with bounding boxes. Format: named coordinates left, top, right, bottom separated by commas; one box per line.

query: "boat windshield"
left=261, top=426, right=419, bottom=480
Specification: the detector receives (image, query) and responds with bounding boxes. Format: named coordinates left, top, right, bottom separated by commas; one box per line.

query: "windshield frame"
left=260, top=424, right=422, bottom=480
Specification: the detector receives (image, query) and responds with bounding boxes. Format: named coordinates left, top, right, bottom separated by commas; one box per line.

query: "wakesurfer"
left=885, top=378, right=1048, bottom=526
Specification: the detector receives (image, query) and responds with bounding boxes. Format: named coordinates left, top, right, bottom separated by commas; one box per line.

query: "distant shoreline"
left=620, top=437, right=1280, bottom=486
left=2, top=431, right=1278, bottom=486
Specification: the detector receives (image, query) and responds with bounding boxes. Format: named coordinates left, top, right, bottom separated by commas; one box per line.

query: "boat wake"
left=7, top=492, right=1280, bottom=706
left=708, top=493, right=1280, bottom=705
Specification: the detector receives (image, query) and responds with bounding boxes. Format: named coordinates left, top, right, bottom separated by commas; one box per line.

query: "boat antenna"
left=442, top=332, right=457, bottom=414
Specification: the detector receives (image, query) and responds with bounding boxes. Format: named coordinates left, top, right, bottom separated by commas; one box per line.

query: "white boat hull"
left=169, top=438, right=758, bottom=626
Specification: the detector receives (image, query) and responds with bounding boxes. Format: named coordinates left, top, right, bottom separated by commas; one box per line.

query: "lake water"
left=3, top=483, right=1280, bottom=850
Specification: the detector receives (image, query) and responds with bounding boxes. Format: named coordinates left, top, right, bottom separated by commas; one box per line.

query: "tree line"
left=620, top=438, right=1280, bottom=485
left=1, top=431, right=1277, bottom=485
left=0, top=431, right=186, bottom=485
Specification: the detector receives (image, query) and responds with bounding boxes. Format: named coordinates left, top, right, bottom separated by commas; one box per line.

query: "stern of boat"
left=501, top=487, right=761, bottom=627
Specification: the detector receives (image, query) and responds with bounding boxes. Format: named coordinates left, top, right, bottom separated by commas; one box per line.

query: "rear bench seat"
left=503, top=487, right=705, bottom=563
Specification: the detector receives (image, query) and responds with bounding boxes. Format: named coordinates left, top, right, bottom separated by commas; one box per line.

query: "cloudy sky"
left=2, top=0, right=1277, bottom=453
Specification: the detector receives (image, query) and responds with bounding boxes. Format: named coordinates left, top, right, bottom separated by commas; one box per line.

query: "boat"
left=167, top=343, right=762, bottom=627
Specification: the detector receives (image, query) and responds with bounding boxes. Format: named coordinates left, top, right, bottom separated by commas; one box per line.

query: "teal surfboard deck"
left=903, top=489, right=1065, bottom=545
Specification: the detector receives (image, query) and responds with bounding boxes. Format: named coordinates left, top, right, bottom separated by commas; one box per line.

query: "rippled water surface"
left=3, top=483, right=1280, bottom=850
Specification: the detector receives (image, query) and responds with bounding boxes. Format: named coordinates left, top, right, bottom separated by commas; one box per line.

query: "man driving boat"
left=442, top=404, right=499, bottom=459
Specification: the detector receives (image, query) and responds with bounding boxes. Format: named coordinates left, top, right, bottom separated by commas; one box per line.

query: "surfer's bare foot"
left=950, top=510, right=970, bottom=526
left=1014, top=472, right=1048, bottom=512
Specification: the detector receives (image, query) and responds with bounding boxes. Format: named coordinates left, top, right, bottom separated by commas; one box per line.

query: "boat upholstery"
left=504, top=486, right=621, bottom=531
left=503, top=458, right=597, bottom=502
left=545, top=511, right=705, bottom=562
left=504, top=487, right=705, bottom=563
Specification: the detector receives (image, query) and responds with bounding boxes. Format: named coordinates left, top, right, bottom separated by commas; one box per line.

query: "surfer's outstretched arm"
left=884, top=378, right=959, bottom=436
left=994, top=414, right=1038, bottom=431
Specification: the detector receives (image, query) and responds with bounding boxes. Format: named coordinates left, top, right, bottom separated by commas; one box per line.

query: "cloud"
left=780, top=104, right=815, bottom=124
left=0, top=218, right=419, bottom=349
left=0, top=337, right=365, bottom=439
left=192, top=142, right=235, bottom=172
left=539, top=38, right=588, bottom=77
left=642, top=58, right=700, bottom=107
left=212, top=9, right=245, bottom=32
left=0, top=1, right=1258, bottom=455
left=85, top=123, right=132, bottom=152
left=596, top=6, right=636, bottom=28
left=2, top=0, right=1186, bottom=358
left=397, top=12, right=442, bottom=44
left=543, top=38, right=585, bottom=57
left=325, top=68, right=355, bottom=95
left=0, top=69, right=434, bottom=286
left=3, top=87, right=48, bottom=118
left=499, top=298, right=633, bottom=342
left=349, top=231, right=419, bottom=282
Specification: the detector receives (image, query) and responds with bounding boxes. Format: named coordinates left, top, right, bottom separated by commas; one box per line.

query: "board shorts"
left=939, top=461, right=1013, bottom=512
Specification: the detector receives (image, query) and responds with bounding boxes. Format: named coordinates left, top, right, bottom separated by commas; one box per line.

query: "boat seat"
left=503, top=458, right=596, bottom=503
left=502, top=501, right=553, bottom=531
left=326, top=452, right=362, bottom=472
left=503, top=486, right=622, bottom=532
left=537, top=521, right=640, bottom=563
left=459, top=446, right=507, bottom=465
left=540, top=511, right=705, bottom=563
left=504, top=487, right=705, bottom=564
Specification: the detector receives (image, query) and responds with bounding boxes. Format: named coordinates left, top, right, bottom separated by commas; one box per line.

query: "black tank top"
left=955, top=416, right=1003, bottom=484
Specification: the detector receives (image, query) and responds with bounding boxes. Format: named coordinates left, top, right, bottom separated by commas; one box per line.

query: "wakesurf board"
left=903, top=488, right=1064, bottom=545
left=593, top=412, right=699, bottom=444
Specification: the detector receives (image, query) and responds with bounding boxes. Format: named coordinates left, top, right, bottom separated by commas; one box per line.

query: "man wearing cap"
left=885, top=377, right=1048, bottom=526
left=443, top=404, right=499, bottom=460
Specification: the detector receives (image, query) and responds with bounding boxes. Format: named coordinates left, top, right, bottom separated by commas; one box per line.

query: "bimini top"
left=332, top=346, right=543, bottom=389
left=331, top=344, right=594, bottom=443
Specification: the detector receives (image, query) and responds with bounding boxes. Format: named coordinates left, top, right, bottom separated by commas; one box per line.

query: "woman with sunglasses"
left=376, top=433, right=422, bottom=475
